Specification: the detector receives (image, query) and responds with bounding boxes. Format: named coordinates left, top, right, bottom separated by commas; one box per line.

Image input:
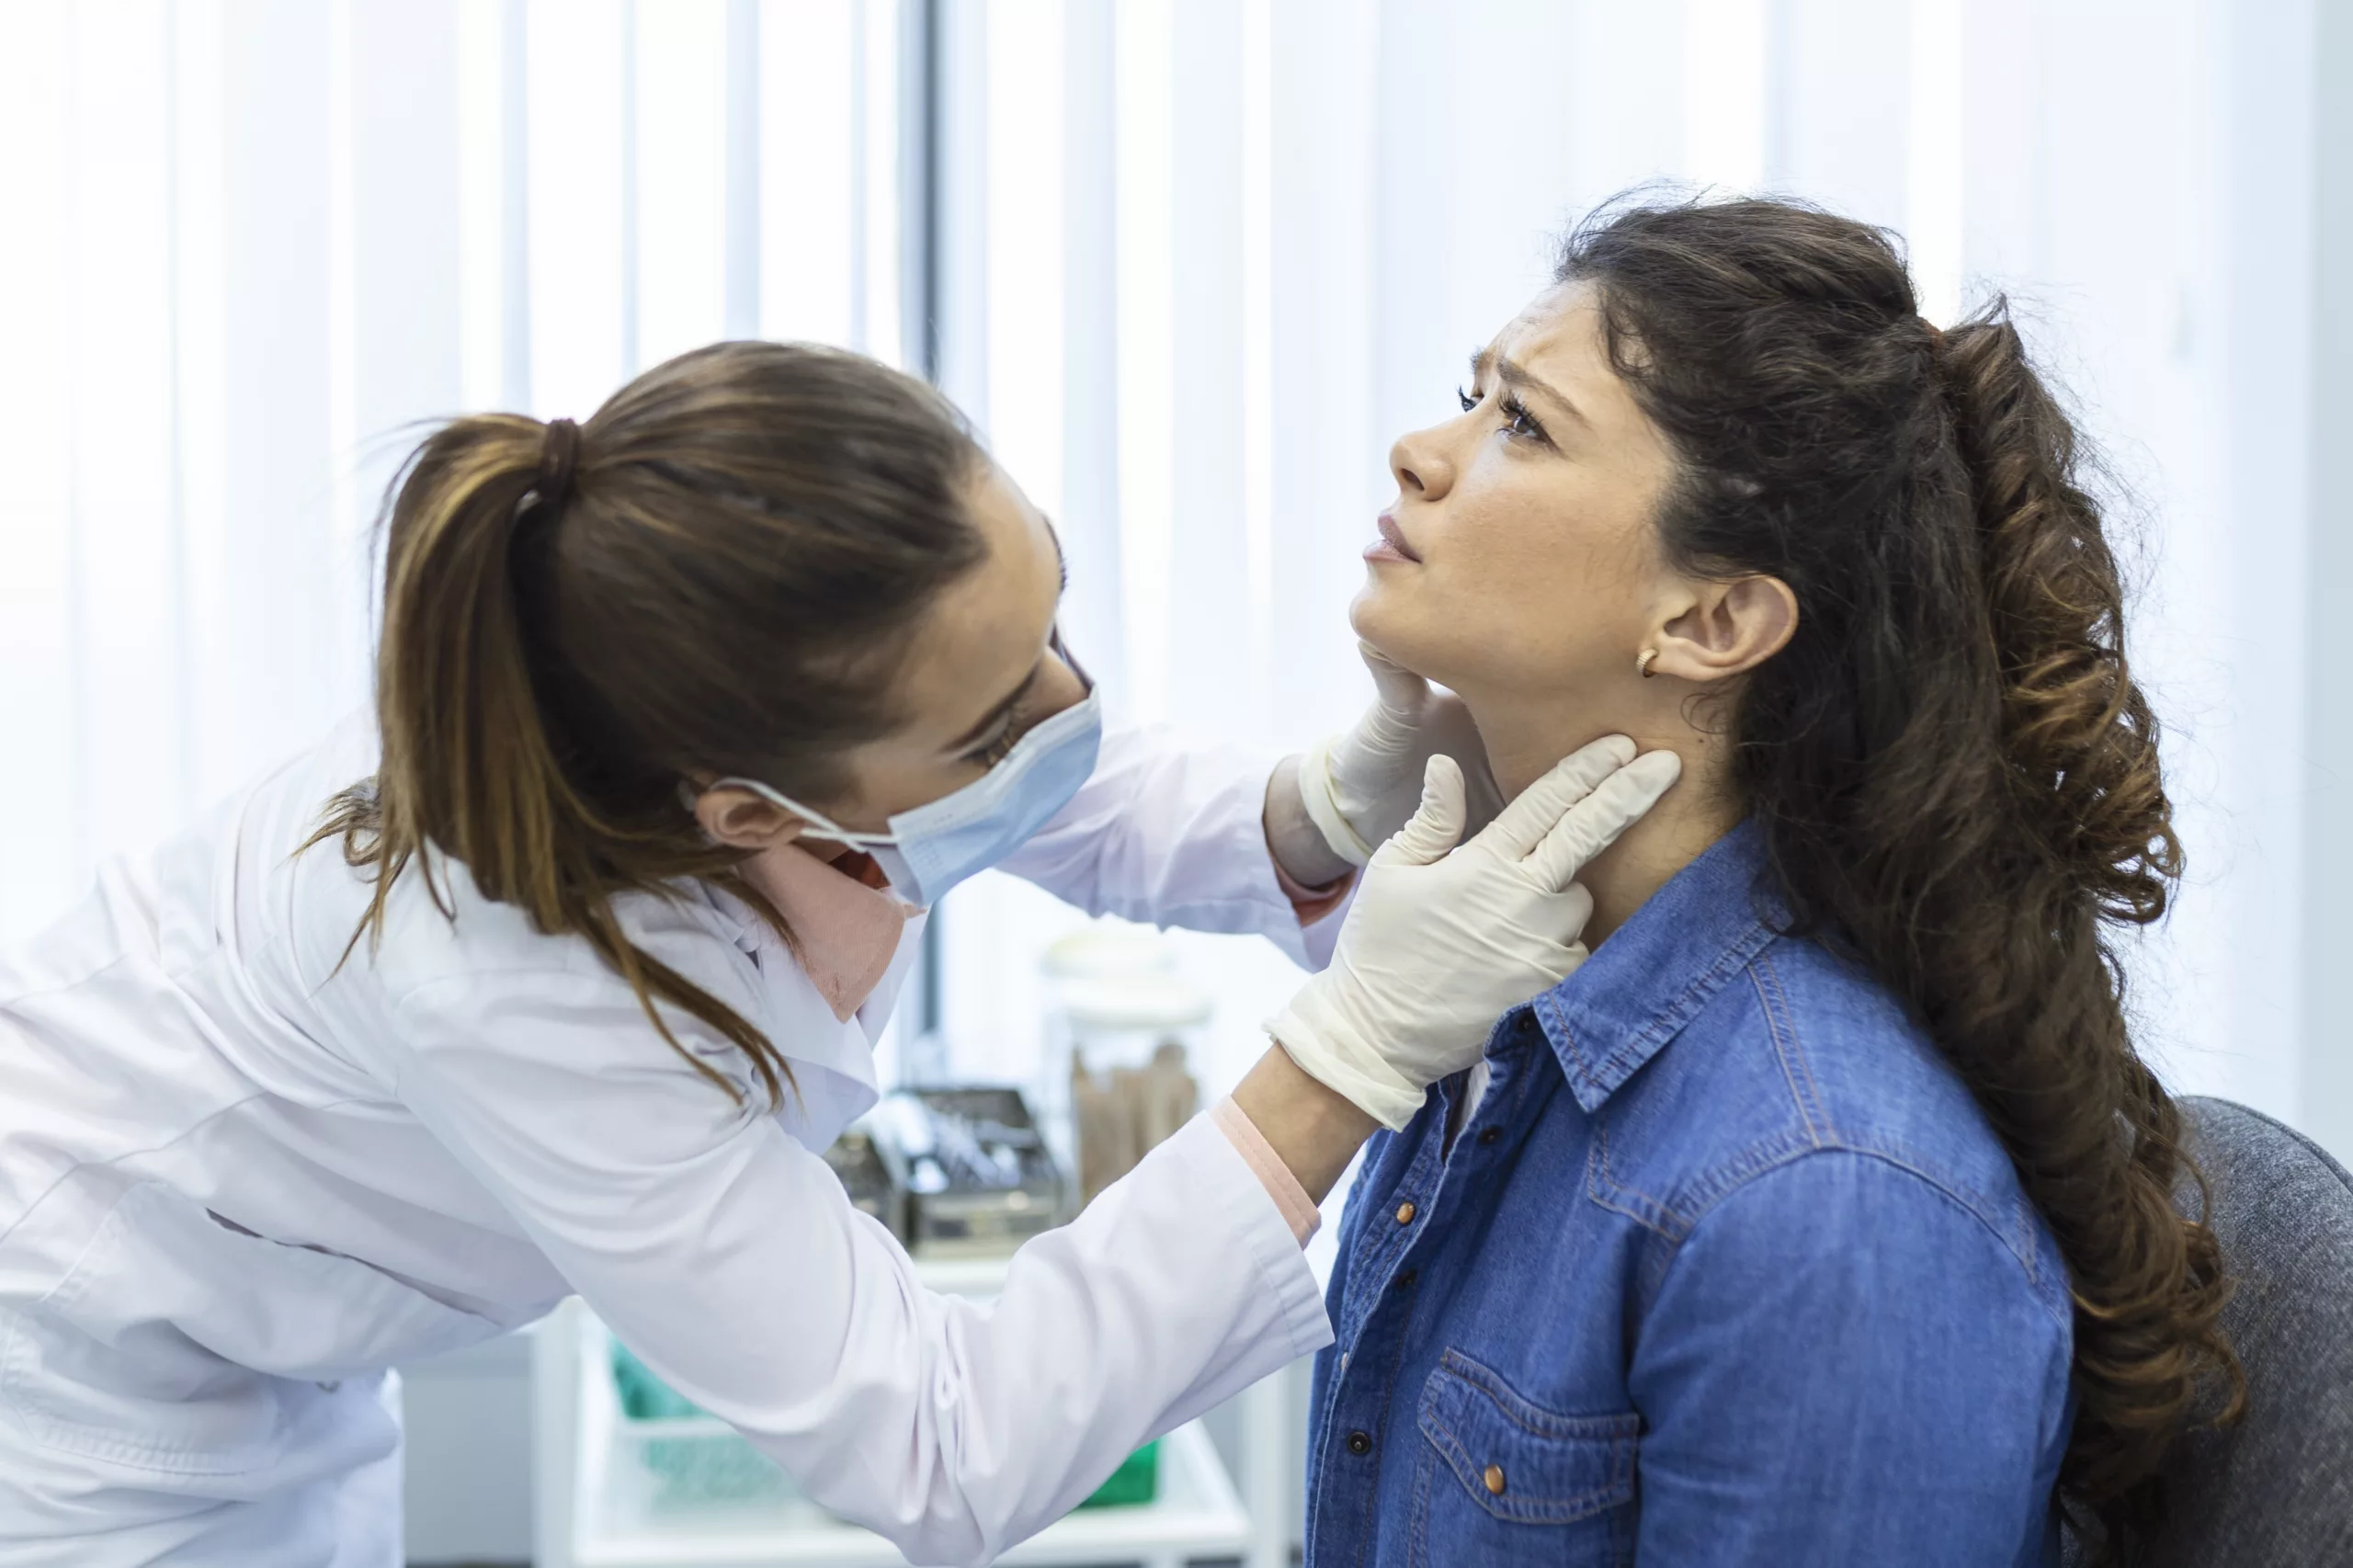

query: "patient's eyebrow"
left=1469, top=347, right=1591, bottom=430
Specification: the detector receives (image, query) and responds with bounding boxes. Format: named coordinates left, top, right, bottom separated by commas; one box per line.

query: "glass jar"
left=1037, top=927, right=1212, bottom=1205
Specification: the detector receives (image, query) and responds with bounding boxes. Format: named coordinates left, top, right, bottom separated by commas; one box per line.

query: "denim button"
left=1346, top=1430, right=1372, bottom=1456
left=1515, top=1012, right=1540, bottom=1039
left=1393, top=1200, right=1416, bottom=1225
left=1394, top=1268, right=1418, bottom=1290
left=1476, top=1126, right=1503, bottom=1147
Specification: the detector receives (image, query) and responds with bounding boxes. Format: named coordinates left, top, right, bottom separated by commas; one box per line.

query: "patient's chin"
left=1348, top=609, right=1472, bottom=699
left=1347, top=591, right=1428, bottom=675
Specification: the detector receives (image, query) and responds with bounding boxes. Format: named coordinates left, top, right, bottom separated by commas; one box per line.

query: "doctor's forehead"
left=882, top=463, right=1063, bottom=720
left=963, top=461, right=1064, bottom=599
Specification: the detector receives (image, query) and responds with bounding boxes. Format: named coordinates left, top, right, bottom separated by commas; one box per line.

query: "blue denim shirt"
left=1304, top=823, right=2075, bottom=1567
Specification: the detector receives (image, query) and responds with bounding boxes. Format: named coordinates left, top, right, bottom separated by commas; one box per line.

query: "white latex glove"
left=1266, top=737, right=1681, bottom=1131
left=1297, top=642, right=1506, bottom=866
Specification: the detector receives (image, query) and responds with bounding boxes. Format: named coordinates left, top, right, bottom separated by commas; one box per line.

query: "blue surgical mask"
left=715, top=681, right=1103, bottom=910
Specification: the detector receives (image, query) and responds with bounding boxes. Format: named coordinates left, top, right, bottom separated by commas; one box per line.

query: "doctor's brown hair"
left=1558, top=197, right=2238, bottom=1560
left=312, top=341, right=985, bottom=1105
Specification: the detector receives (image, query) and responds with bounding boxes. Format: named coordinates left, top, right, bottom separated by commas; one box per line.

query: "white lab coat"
left=0, top=715, right=1338, bottom=1567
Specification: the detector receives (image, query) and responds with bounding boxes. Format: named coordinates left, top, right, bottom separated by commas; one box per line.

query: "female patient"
left=1305, top=197, right=2236, bottom=1567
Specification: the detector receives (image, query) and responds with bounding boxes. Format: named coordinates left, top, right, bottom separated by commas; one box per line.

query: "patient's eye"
left=1498, top=391, right=1546, bottom=444
left=1457, top=385, right=1477, bottom=414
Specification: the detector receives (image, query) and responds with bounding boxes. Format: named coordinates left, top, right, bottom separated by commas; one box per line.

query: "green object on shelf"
left=635, top=1430, right=796, bottom=1509
left=611, top=1339, right=706, bottom=1421
left=610, top=1341, right=793, bottom=1509
left=611, top=1339, right=1158, bottom=1514
left=1076, top=1439, right=1159, bottom=1508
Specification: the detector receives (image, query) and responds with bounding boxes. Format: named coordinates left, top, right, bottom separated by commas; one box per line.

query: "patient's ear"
left=1648, top=575, right=1797, bottom=684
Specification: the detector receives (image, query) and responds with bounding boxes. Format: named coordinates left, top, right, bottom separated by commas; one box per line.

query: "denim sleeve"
left=1627, top=1150, right=2072, bottom=1567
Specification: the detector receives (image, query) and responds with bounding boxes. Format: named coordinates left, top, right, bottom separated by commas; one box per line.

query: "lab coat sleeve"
left=385, top=967, right=1331, bottom=1567
left=995, top=721, right=1349, bottom=970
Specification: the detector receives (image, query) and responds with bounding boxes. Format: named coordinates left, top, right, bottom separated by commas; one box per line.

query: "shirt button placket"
left=1461, top=1010, right=1541, bottom=1151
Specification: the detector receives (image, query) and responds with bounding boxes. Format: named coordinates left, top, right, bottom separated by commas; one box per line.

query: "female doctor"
left=0, top=342, right=1676, bottom=1566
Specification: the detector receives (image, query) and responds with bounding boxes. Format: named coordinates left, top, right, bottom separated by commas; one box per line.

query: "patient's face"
left=1352, top=281, right=1678, bottom=709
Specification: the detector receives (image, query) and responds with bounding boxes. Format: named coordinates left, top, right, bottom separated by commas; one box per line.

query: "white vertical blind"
left=0, top=0, right=2336, bottom=1153
left=0, top=6, right=77, bottom=913
left=926, top=0, right=2334, bottom=1148
left=633, top=0, right=730, bottom=376
left=0, top=0, right=904, bottom=945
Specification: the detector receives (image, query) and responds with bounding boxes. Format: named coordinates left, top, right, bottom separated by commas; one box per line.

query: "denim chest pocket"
left=1409, top=1350, right=1640, bottom=1567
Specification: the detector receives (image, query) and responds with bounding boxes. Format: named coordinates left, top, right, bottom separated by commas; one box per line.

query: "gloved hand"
left=1297, top=643, right=1506, bottom=866
left=1266, top=737, right=1680, bottom=1131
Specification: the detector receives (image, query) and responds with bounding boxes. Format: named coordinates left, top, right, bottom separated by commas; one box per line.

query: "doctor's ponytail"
left=313, top=342, right=986, bottom=1105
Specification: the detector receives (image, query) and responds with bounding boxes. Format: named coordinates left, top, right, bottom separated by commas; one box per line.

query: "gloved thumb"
left=1358, top=641, right=1431, bottom=717
left=1376, top=755, right=1467, bottom=867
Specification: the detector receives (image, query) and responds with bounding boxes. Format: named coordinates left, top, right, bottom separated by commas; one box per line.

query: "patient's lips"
left=1366, top=512, right=1422, bottom=565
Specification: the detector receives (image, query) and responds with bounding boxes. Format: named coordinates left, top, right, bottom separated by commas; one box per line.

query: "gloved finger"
left=1358, top=641, right=1432, bottom=716
left=1473, top=734, right=1638, bottom=860
left=1525, top=750, right=1683, bottom=890
left=1374, top=754, right=1467, bottom=867
left=1529, top=881, right=1597, bottom=954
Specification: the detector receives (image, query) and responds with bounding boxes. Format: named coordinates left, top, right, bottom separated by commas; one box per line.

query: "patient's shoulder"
left=1596, top=931, right=2057, bottom=1297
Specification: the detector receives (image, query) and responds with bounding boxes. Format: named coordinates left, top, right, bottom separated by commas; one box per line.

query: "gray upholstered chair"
left=2063, top=1096, right=2353, bottom=1567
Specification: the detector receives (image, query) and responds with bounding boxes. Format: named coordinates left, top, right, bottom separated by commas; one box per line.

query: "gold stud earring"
left=1636, top=648, right=1660, bottom=679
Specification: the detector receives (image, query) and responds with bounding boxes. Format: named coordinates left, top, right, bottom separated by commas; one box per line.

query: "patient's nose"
left=1390, top=426, right=1454, bottom=503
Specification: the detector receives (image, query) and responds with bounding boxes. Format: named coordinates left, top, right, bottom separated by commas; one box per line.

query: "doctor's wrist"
left=1231, top=1042, right=1380, bottom=1203
left=1264, top=754, right=1357, bottom=892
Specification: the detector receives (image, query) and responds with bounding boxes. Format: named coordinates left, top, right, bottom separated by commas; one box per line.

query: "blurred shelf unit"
left=532, top=1253, right=1286, bottom=1568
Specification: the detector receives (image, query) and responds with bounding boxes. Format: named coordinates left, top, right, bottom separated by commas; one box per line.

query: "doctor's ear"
left=694, top=787, right=808, bottom=852
left=1644, top=574, right=1798, bottom=685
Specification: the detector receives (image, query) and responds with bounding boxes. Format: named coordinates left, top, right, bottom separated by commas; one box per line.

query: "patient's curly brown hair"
left=1559, top=195, right=2241, bottom=1558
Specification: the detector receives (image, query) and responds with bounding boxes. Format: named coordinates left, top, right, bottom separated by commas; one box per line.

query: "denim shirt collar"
left=1536, top=818, right=1784, bottom=1113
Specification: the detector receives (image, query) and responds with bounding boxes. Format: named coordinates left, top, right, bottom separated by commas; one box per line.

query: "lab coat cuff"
left=1171, top=1115, right=1335, bottom=1362
left=1211, top=1096, right=1322, bottom=1245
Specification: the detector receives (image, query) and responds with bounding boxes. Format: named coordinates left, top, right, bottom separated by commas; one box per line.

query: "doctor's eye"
left=968, top=697, right=1029, bottom=768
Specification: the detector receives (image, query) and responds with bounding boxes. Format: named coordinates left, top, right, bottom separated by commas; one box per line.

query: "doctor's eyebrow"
left=1468, top=347, right=1590, bottom=430
left=1044, top=516, right=1070, bottom=592
left=944, top=517, right=1068, bottom=754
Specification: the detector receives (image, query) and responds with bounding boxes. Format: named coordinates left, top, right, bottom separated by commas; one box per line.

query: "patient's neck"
left=1474, top=697, right=1738, bottom=948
